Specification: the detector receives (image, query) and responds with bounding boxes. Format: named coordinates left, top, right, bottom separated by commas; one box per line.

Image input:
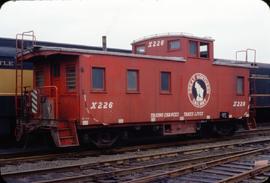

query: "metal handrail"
left=37, top=86, right=59, bottom=119
left=236, top=48, right=256, bottom=64
left=15, top=31, right=36, bottom=117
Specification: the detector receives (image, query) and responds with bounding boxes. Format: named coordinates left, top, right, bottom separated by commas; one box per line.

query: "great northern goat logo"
left=188, top=73, right=211, bottom=108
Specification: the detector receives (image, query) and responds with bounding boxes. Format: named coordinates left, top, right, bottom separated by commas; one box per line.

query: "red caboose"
left=17, top=33, right=253, bottom=147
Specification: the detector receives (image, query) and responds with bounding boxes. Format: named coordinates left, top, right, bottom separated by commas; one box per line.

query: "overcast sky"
left=0, top=0, right=269, bottom=62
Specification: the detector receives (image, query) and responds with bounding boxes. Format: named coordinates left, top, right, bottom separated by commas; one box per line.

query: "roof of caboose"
left=20, top=45, right=186, bottom=62
left=214, top=58, right=257, bottom=68
left=19, top=46, right=257, bottom=69
left=0, top=37, right=131, bottom=55
left=132, top=32, right=215, bottom=45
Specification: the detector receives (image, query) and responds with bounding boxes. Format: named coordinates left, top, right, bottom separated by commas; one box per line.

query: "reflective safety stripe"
left=32, top=99, right=37, bottom=106
left=32, top=108, right=37, bottom=113
left=31, top=92, right=37, bottom=100
left=31, top=90, right=38, bottom=114
left=32, top=103, right=37, bottom=110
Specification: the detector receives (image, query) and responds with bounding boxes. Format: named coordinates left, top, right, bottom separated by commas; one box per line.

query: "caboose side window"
left=35, top=70, right=44, bottom=87
left=66, top=66, right=76, bottom=91
left=200, top=42, right=209, bottom=58
left=127, top=70, right=139, bottom=92
left=168, top=40, right=180, bottom=50
left=160, top=72, right=171, bottom=93
left=135, top=45, right=145, bottom=54
left=189, top=41, right=198, bottom=57
left=237, top=76, right=244, bottom=95
left=92, top=67, right=105, bottom=91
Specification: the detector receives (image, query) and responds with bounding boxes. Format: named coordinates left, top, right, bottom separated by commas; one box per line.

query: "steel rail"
left=2, top=137, right=270, bottom=182
left=0, top=149, right=99, bottom=165
left=216, top=164, right=270, bottom=183
left=0, top=128, right=270, bottom=169
left=3, top=136, right=270, bottom=176
left=1, top=126, right=270, bottom=166
left=28, top=148, right=257, bottom=183
left=123, top=147, right=270, bottom=183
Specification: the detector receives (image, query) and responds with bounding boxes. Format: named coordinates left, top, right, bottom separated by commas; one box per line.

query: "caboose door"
left=40, top=62, right=61, bottom=120
left=38, top=62, right=61, bottom=120
left=50, top=61, right=78, bottom=119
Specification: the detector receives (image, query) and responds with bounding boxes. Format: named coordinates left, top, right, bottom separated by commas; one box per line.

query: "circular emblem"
left=187, top=73, right=211, bottom=108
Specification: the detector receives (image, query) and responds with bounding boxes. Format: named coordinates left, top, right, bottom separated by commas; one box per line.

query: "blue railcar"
left=250, top=63, right=270, bottom=123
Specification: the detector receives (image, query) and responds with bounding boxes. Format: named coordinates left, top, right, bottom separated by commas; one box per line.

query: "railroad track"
left=2, top=136, right=270, bottom=183
left=1, top=126, right=270, bottom=167
left=127, top=147, right=270, bottom=183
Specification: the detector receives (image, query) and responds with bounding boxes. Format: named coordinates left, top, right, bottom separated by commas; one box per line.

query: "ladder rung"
left=58, top=128, right=72, bottom=131
left=60, top=136, right=75, bottom=139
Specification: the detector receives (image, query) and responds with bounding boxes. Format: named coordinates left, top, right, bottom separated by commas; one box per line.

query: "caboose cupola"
left=132, top=33, right=214, bottom=60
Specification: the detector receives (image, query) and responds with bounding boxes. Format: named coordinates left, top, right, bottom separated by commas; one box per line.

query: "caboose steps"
left=51, top=121, right=79, bottom=147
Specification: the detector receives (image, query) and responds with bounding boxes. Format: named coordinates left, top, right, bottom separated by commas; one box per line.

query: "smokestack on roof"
left=102, top=36, right=107, bottom=51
